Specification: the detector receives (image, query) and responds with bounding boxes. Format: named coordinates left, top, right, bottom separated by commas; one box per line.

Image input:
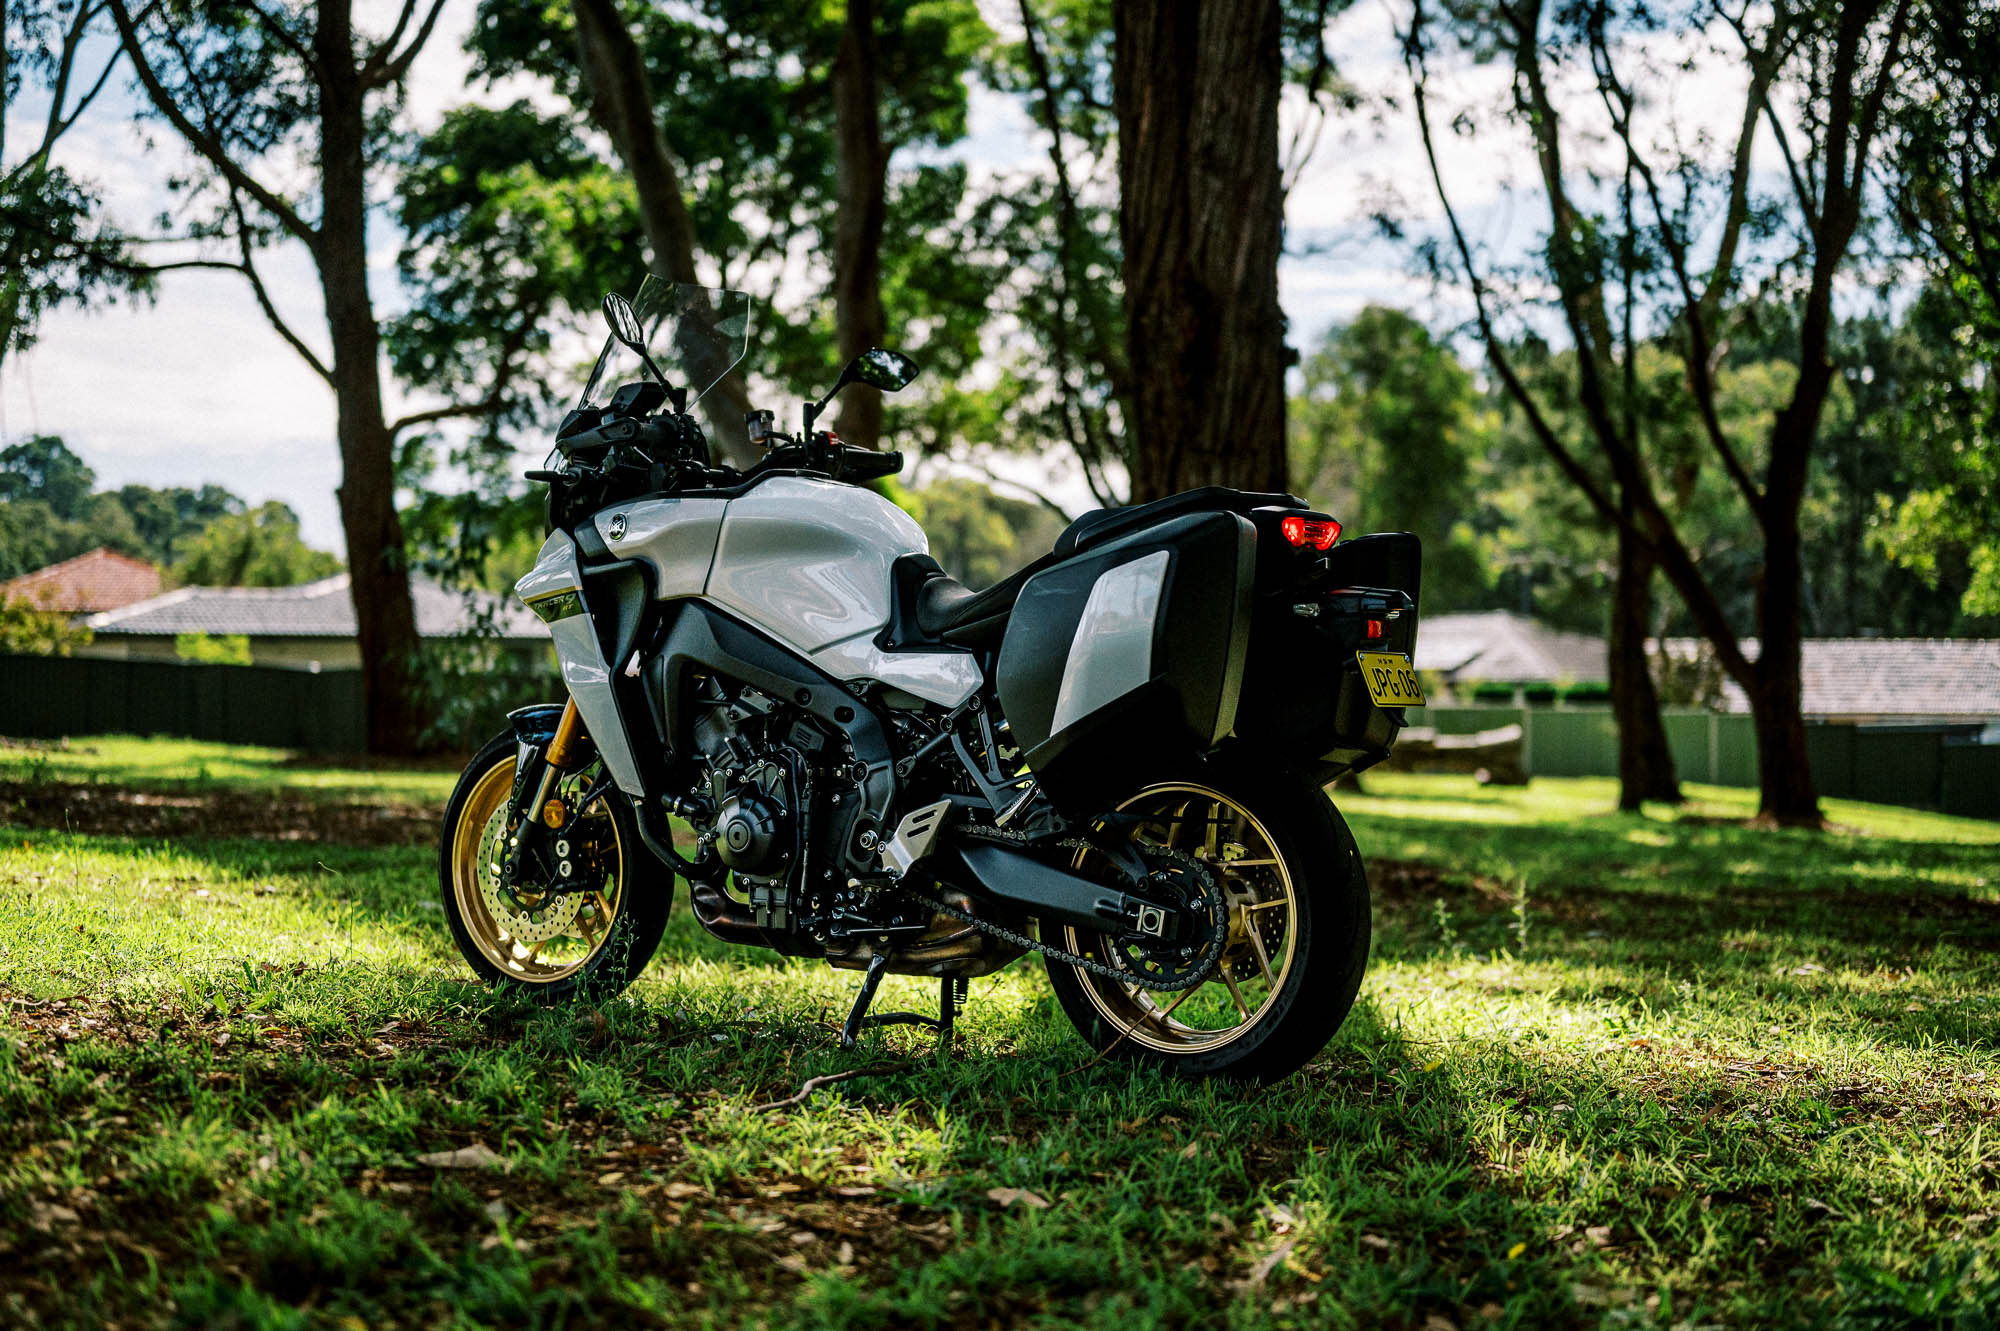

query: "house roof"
left=84, top=574, right=546, bottom=640
left=1414, top=611, right=1609, bottom=685
left=1, top=547, right=162, bottom=615
left=1663, top=637, right=2000, bottom=721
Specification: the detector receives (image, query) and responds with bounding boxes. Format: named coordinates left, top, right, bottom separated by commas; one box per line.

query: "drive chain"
left=896, top=832, right=1227, bottom=992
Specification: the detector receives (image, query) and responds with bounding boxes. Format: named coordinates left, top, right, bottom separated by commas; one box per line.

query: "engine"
left=687, top=680, right=810, bottom=929
left=677, top=675, right=1025, bottom=978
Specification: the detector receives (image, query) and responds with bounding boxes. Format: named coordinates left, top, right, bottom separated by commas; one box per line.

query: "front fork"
left=512, top=697, right=589, bottom=827
left=503, top=699, right=599, bottom=888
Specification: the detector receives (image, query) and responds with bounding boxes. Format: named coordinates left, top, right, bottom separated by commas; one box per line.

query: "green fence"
left=1411, top=705, right=1999, bottom=820
left=6, top=653, right=367, bottom=753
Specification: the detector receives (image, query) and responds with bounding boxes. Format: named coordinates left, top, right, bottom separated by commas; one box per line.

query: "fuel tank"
left=702, top=477, right=980, bottom=708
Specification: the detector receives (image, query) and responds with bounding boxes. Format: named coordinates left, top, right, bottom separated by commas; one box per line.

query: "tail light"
left=1279, top=514, right=1342, bottom=550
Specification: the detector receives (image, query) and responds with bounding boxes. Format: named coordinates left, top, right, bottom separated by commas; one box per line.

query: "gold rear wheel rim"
left=1062, top=783, right=1299, bottom=1055
left=449, top=758, right=627, bottom=983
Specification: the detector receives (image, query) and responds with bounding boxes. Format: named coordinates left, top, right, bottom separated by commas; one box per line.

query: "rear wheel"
left=1046, top=759, right=1370, bottom=1081
left=439, top=731, right=670, bottom=1003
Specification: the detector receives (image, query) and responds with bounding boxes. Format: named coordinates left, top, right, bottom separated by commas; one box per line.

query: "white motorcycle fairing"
left=518, top=476, right=981, bottom=795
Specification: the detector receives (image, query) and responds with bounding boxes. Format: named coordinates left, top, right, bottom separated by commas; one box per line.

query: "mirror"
left=602, top=292, right=645, bottom=349
left=849, top=347, right=919, bottom=393
left=803, top=346, right=922, bottom=436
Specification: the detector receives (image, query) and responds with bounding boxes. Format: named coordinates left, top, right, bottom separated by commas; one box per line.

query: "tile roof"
left=1414, top=611, right=1609, bottom=685
left=1, top=547, right=162, bottom=615
left=1662, top=637, right=2000, bottom=720
left=85, top=574, right=545, bottom=640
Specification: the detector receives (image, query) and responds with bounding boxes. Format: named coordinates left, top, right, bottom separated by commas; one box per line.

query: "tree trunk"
left=1609, top=518, right=1680, bottom=809
left=1748, top=444, right=1822, bottom=825
left=571, top=0, right=756, bottom=467
left=1114, top=0, right=1289, bottom=503
left=831, top=0, right=888, bottom=452
left=317, top=0, right=424, bottom=755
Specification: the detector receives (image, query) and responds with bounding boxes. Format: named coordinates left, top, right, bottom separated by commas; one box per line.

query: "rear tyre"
left=439, top=730, right=670, bottom=1004
left=1045, top=758, right=1370, bottom=1081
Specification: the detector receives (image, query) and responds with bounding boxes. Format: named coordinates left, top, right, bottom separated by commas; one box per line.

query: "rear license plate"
left=1356, top=652, right=1425, bottom=707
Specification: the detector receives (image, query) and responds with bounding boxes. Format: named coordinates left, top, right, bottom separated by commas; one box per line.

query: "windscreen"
left=578, top=278, right=753, bottom=411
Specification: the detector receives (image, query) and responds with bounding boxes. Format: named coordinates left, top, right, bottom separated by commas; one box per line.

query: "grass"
left=2, top=737, right=1998, bottom=1329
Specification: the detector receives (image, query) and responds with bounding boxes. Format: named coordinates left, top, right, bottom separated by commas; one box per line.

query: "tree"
left=831, top=0, right=889, bottom=452
left=0, top=434, right=95, bottom=517
left=1290, top=308, right=1491, bottom=614
left=1406, top=0, right=1920, bottom=826
left=171, top=501, right=340, bottom=588
left=1, top=0, right=148, bottom=369
left=1876, top=3, right=2000, bottom=621
left=112, top=482, right=243, bottom=568
left=0, top=596, right=91, bottom=654
left=1114, top=0, right=1289, bottom=501
left=110, top=0, right=456, bottom=754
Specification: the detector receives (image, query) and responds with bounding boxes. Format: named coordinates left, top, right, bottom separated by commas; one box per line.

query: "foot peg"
left=839, top=954, right=967, bottom=1051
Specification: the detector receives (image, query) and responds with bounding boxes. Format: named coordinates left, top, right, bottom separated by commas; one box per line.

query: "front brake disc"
left=475, top=805, right=583, bottom=944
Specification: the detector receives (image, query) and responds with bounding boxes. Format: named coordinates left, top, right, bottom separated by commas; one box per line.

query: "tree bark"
left=571, top=0, right=756, bottom=467
left=316, top=0, right=424, bottom=755
left=1747, top=430, right=1820, bottom=823
left=830, top=0, right=888, bottom=452
left=1609, top=518, right=1680, bottom=809
left=1114, top=0, right=1289, bottom=502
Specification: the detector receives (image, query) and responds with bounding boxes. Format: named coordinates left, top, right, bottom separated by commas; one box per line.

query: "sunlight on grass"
left=2, top=737, right=1998, bottom=1327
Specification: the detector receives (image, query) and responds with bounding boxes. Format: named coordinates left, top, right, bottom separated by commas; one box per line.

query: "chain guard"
left=898, top=831, right=1228, bottom=992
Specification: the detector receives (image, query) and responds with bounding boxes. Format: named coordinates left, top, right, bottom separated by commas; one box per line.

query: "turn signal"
left=1279, top=515, right=1342, bottom=550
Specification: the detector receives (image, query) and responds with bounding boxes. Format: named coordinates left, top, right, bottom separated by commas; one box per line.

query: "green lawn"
left=3, top=737, right=1998, bottom=1329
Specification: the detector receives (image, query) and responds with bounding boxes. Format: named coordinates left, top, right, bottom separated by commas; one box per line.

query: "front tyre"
left=1046, top=759, right=1370, bottom=1081
left=439, top=730, right=670, bottom=1004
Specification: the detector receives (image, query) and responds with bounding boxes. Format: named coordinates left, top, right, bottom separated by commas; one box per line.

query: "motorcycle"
left=438, top=276, right=1424, bottom=1080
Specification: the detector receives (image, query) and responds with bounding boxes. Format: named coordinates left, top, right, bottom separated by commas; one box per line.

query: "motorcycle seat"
left=890, top=488, right=1307, bottom=654
left=905, top=553, right=1056, bottom=651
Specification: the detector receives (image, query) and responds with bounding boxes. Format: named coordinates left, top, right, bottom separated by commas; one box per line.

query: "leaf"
left=1246, top=1238, right=1297, bottom=1286
left=986, top=1187, right=1050, bottom=1210
left=415, top=1141, right=505, bottom=1170
left=1180, top=1141, right=1200, bottom=1159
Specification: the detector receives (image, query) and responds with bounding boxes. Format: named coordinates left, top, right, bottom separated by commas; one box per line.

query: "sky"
left=0, top=0, right=1759, bottom=555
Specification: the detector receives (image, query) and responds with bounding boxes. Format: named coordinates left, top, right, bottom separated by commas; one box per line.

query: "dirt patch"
left=0, top=779, right=440, bottom=846
left=1369, top=858, right=1517, bottom=904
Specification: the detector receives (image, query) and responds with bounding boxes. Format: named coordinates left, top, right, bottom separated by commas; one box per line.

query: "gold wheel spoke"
left=1244, top=898, right=1288, bottom=913
left=1222, top=971, right=1253, bottom=1020
left=1246, top=926, right=1275, bottom=984
left=1227, top=858, right=1280, bottom=868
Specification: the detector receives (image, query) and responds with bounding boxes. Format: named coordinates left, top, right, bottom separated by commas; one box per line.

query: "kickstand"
left=839, top=957, right=967, bottom=1053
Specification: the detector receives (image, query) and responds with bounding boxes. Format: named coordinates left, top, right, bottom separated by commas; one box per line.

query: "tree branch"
left=108, top=0, right=320, bottom=253
left=244, top=0, right=315, bottom=74
left=1589, top=30, right=1765, bottom=516
left=1405, top=4, right=1618, bottom=529
left=226, top=188, right=331, bottom=382
left=1407, top=0, right=1755, bottom=687
left=388, top=303, right=541, bottom=439
left=362, top=0, right=448, bottom=91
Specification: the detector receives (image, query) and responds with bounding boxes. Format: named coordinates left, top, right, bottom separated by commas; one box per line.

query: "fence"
left=7, top=654, right=1998, bottom=818
left=6, top=653, right=367, bottom=753
left=1417, top=705, right=2000, bottom=820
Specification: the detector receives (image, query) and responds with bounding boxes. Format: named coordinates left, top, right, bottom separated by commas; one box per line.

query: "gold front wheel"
left=439, top=730, right=668, bottom=1001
